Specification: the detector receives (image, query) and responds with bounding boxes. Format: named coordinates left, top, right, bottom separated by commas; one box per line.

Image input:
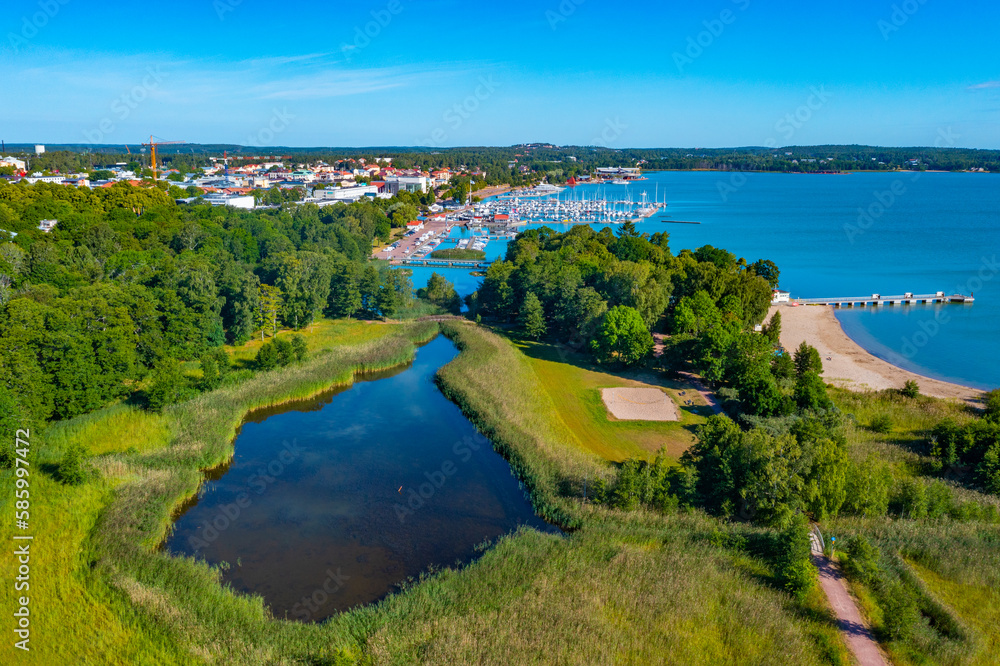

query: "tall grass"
left=0, top=322, right=437, bottom=665
left=436, top=322, right=611, bottom=527
left=1, top=320, right=852, bottom=664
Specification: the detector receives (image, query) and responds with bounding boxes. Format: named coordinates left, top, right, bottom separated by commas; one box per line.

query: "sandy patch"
left=601, top=388, right=680, bottom=421
left=772, top=304, right=983, bottom=403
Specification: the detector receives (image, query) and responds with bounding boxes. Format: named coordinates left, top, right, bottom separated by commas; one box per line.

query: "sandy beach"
left=771, top=304, right=983, bottom=403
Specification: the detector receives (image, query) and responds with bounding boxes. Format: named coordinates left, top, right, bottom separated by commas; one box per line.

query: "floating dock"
left=792, top=292, right=975, bottom=307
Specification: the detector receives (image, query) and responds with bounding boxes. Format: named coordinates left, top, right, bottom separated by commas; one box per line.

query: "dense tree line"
left=469, top=223, right=775, bottom=369
left=0, top=181, right=412, bottom=426
left=7, top=145, right=997, bottom=188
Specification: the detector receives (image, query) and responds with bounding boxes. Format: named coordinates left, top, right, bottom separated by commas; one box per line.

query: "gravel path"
left=675, top=371, right=723, bottom=415
left=809, top=534, right=888, bottom=666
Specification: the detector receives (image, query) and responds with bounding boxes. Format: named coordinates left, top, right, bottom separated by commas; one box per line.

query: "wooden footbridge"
left=791, top=292, right=975, bottom=308
left=395, top=258, right=491, bottom=269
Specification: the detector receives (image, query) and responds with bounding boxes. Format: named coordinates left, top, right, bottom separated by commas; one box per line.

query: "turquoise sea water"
left=407, top=172, right=999, bottom=390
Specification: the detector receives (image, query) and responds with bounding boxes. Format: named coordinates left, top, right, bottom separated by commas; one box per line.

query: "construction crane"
left=211, top=150, right=232, bottom=177
left=141, top=136, right=186, bottom=181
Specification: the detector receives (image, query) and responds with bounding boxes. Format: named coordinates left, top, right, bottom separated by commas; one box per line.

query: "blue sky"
left=2, top=0, right=999, bottom=148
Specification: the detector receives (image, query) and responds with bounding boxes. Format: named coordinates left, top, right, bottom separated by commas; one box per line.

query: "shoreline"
left=771, top=304, right=983, bottom=403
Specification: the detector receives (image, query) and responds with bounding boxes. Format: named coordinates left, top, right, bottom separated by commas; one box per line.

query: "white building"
left=38, top=219, right=58, bottom=232
left=314, top=185, right=379, bottom=203
left=597, top=167, right=642, bottom=180
left=1, top=156, right=26, bottom=171
left=23, top=175, right=65, bottom=184
left=34, top=145, right=45, bottom=155
left=384, top=176, right=429, bottom=195
left=771, top=289, right=791, bottom=304
left=202, top=193, right=255, bottom=209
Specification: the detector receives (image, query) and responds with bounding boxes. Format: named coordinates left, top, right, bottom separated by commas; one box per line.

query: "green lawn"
left=519, top=341, right=710, bottom=462
left=224, top=318, right=399, bottom=368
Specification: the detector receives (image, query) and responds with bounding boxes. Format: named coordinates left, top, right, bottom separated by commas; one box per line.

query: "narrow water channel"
left=165, top=336, right=554, bottom=622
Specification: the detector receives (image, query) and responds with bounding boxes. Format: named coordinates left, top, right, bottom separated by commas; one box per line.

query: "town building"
left=314, top=185, right=379, bottom=203
left=384, top=176, right=429, bottom=195
left=1, top=156, right=26, bottom=171
left=202, top=193, right=256, bottom=209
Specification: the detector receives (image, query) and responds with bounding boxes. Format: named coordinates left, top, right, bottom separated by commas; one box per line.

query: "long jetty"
left=395, top=258, right=491, bottom=269
left=792, top=292, right=975, bottom=307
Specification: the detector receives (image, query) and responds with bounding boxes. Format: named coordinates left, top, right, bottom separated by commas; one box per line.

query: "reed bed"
left=1, top=321, right=855, bottom=664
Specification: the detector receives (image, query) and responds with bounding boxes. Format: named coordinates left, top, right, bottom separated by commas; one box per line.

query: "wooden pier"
left=791, top=292, right=975, bottom=308
left=395, top=258, right=491, bottom=269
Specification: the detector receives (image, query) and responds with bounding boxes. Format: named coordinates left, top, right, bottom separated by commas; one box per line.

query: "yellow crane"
left=141, top=136, right=186, bottom=180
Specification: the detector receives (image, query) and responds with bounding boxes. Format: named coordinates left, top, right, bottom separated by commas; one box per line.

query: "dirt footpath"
left=810, top=534, right=888, bottom=666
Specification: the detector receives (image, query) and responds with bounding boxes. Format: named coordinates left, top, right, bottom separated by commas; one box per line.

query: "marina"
left=470, top=182, right=668, bottom=226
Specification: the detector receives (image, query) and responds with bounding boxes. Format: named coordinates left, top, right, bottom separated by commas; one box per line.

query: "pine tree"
left=256, top=284, right=284, bottom=340
left=762, top=310, right=782, bottom=344
left=520, top=292, right=547, bottom=340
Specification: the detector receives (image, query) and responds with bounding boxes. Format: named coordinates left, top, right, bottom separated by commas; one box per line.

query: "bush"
left=198, top=348, right=231, bottom=391
left=255, top=341, right=279, bottom=370
left=984, top=389, right=1000, bottom=423
left=869, top=414, right=894, bottom=434
left=774, top=514, right=815, bottom=597
left=256, top=336, right=305, bottom=371
left=146, top=359, right=193, bottom=411
left=894, top=478, right=928, bottom=519
left=274, top=337, right=295, bottom=366
left=843, top=535, right=880, bottom=585
left=289, top=334, right=308, bottom=362
left=843, top=456, right=893, bottom=517
left=58, top=443, right=90, bottom=485
left=978, top=442, right=1000, bottom=494
left=900, top=380, right=921, bottom=398
left=879, top=580, right=920, bottom=641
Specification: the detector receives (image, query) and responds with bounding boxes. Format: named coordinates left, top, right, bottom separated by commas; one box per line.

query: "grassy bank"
left=0, top=321, right=437, bottom=664
left=1, top=321, right=856, bottom=664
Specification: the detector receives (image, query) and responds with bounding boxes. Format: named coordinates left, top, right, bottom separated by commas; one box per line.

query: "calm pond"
left=165, top=335, right=553, bottom=622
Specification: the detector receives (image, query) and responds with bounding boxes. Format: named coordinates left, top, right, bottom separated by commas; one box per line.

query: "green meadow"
left=2, top=319, right=998, bottom=664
